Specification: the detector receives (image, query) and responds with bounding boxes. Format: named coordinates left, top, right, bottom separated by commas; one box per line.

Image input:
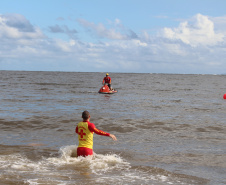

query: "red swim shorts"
left=77, top=147, right=93, bottom=157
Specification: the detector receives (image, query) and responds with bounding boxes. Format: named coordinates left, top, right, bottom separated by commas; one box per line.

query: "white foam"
left=46, top=145, right=130, bottom=174
left=0, top=145, right=173, bottom=184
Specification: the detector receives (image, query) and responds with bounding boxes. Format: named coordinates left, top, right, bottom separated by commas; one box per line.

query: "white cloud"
left=78, top=18, right=126, bottom=40
left=0, top=14, right=43, bottom=39
left=77, top=18, right=137, bottom=40
left=162, top=14, right=224, bottom=47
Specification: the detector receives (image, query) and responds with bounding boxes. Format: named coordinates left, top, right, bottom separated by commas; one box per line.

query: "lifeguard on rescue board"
left=99, top=73, right=117, bottom=94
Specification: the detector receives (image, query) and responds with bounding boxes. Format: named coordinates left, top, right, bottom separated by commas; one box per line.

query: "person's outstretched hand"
left=109, top=134, right=117, bottom=141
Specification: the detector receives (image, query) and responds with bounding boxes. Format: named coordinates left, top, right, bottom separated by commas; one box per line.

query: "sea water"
left=0, top=71, right=225, bottom=184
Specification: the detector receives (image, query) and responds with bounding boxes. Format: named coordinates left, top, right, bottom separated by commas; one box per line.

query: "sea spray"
left=52, top=145, right=131, bottom=174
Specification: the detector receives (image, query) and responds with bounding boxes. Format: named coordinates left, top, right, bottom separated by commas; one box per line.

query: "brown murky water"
left=0, top=71, right=225, bottom=184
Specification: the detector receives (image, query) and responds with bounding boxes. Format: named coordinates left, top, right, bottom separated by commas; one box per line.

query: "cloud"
left=0, top=14, right=43, bottom=39
left=3, top=14, right=34, bottom=32
left=49, top=25, right=65, bottom=33
left=77, top=18, right=138, bottom=40
left=210, top=16, right=226, bottom=35
left=162, top=14, right=224, bottom=47
left=49, top=24, right=78, bottom=39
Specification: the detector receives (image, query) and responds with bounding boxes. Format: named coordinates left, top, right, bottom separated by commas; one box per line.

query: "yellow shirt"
left=76, top=121, right=110, bottom=149
left=77, top=121, right=94, bottom=149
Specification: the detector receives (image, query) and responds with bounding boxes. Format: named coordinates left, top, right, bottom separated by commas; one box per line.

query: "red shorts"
left=77, top=147, right=93, bottom=157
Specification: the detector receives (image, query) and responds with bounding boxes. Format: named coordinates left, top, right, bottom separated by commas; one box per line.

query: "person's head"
left=82, top=110, right=90, bottom=120
left=106, top=73, right=109, bottom=76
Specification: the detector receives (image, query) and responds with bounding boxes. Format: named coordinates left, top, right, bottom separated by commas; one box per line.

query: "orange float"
left=223, top=94, right=226, bottom=99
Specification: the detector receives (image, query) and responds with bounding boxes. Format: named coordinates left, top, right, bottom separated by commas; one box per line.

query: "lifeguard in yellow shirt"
left=75, top=111, right=117, bottom=157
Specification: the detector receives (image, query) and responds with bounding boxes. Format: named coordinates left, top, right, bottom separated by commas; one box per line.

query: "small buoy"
left=223, top=94, right=226, bottom=99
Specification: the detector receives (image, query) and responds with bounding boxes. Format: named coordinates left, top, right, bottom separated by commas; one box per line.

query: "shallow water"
left=0, top=71, right=225, bottom=184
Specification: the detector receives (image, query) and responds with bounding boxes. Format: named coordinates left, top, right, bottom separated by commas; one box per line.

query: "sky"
left=0, top=0, right=226, bottom=74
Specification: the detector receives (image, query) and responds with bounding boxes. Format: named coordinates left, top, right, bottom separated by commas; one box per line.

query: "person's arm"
left=88, top=122, right=117, bottom=141
left=109, top=78, right=111, bottom=84
left=102, top=78, right=105, bottom=84
left=75, top=126, right=78, bottom=134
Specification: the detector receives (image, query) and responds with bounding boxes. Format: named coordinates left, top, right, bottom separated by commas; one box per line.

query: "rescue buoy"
left=223, top=94, right=226, bottom=99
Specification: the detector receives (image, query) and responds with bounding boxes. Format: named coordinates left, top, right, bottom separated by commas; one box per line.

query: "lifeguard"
left=75, top=111, right=117, bottom=157
left=102, top=73, right=112, bottom=90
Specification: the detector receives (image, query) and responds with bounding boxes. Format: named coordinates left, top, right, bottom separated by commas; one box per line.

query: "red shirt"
left=103, top=76, right=111, bottom=83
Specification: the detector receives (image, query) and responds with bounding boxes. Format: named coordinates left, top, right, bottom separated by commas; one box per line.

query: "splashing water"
left=0, top=144, right=207, bottom=184
left=0, top=145, right=133, bottom=184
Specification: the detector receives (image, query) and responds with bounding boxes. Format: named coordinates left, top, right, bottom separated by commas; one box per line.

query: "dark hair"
left=82, top=111, right=90, bottom=120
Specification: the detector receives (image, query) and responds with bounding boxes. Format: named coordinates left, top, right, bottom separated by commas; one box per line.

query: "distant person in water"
left=75, top=111, right=117, bottom=157
left=102, top=73, right=112, bottom=90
